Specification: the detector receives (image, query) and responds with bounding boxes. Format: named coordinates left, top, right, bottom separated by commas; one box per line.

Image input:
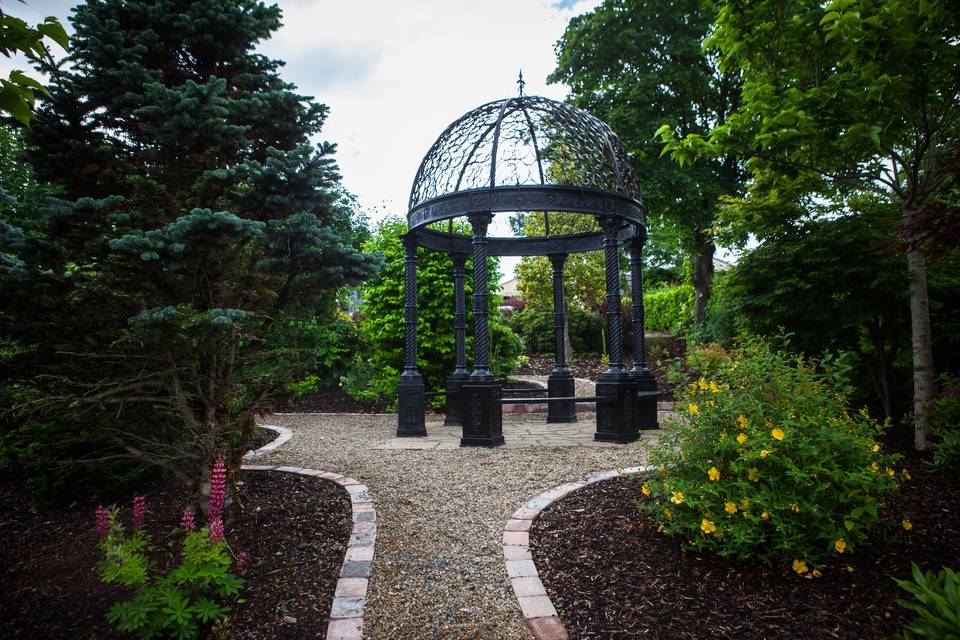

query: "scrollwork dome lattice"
left=409, top=95, right=641, bottom=211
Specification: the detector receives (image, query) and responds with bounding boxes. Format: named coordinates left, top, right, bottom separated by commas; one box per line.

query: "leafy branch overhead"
left=0, top=10, right=69, bottom=124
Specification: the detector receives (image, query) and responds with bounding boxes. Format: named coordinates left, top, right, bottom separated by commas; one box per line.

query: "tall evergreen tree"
left=0, top=0, right=378, bottom=505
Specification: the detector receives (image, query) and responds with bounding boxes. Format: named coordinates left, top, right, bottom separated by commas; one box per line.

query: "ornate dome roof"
left=407, top=95, right=643, bottom=232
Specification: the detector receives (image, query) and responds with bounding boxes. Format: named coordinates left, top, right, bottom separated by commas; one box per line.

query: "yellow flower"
left=698, top=378, right=708, bottom=390
left=760, top=449, right=771, bottom=458
left=664, top=508, right=673, bottom=520
left=736, top=433, right=748, bottom=445
left=706, top=399, right=715, bottom=408
left=792, top=559, right=808, bottom=574
left=812, top=569, right=822, bottom=578
left=740, top=497, right=750, bottom=509
left=710, top=381, right=720, bottom=394
left=887, top=468, right=895, bottom=478
left=737, top=414, right=749, bottom=429
left=724, top=502, right=738, bottom=514
left=835, top=539, right=847, bottom=553
left=641, top=482, right=651, bottom=496
left=792, top=503, right=801, bottom=513
left=872, top=444, right=880, bottom=452
left=708, top=467, right=720, bottom=482
left=902, top=519, right=913, bottom=531
left=859, top=407, right=870, bottom=418
left=871, top=462, right=880, bottom=473
left=658, top=466, right=666, bottom=475
left=687, top=403, right=700, bottom=415
left=701, top=518, right=717, bottom=534
left=742, top=511, right=750, bottom=519
left=771, top=428, right=785, bottom=441
left=902, top=469, right=911, bottom=481
left=761, top=511, right=770, bottom=520
left=670, top=491, right=684, bottom=504
left=747, top=467, right=759, bottom=482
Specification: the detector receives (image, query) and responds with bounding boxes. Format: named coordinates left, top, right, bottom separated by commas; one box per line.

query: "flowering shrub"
left=927, top=373, right=960, bottom=477
left=96, top=458, right=243, bottom=639
left=640, top=337, right=901, bottom=572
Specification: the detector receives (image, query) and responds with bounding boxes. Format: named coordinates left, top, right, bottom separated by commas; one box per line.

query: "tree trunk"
left=692, top=228, right=715, bottom=322
left=563, top=313, right=574, bottom=362
left=906, top=241, right=935, bottom=450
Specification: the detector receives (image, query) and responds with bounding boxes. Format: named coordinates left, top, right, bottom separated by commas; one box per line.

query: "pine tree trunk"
left=692, top=229, right=715, bottom=322
left=906, top=241, right=935, bottom=451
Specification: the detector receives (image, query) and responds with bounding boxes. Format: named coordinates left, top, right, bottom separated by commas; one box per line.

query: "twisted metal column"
left=468, top=213, right=493, bottom=380
left=629, top=235, right=648, bottom=373
left=599, top=216, right=624, bottom=372
left=452, top=253, right=468, bottom=375
left=550, top=253, right=569, bottom=373
left=403, top=236, right=419, bottom=375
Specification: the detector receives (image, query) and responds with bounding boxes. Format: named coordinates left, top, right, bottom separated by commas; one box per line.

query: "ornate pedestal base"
left=632, top=368, right=660, bottom=431
left=460, top=379, right=504, bottom=447
left=397, top=374, right=427, bottom=437
left=547, top=371, right=577, bottom=423
left=444, top=371, right=470, bottom=426
left=594, top=372, right=639, bottom=443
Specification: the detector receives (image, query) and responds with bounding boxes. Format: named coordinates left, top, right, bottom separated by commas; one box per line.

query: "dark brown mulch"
left=248, top=425, right=277, bottom=451
left=0, top=471, right=352, bottom=639
left=274, top=386, right=391, bottom=413
left=530, top=443, right=960, bottom=639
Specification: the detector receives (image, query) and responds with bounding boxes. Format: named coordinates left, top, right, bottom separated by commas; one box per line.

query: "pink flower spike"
left=210, top=517, right=224, bottom=544
left=181, top=508, right=195, bottom=531
left=236, top=549, right=248, bottom=569
left=95, top=505, right=110, bottom=538
left=132, top=495, right=145, bottom=529
left=208, top=457, right=227, bottom=522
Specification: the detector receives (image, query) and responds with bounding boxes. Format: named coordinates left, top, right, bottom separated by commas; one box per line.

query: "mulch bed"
left=530, top=439, right=960, bottom=639
left=0, top=467, right=352, bottom=639
left=274, top=386, right=391, bottom=413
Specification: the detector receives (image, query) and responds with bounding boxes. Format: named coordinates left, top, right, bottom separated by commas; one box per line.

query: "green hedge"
left=507, top=307, right=605, bottom=355
left=644, top=284, right=695, bottom=332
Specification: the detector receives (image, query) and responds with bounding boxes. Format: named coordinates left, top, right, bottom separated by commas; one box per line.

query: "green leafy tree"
left=550, top=0, right=743, bottom=321
left=0, top=0, right=378, bottom=505
left=356, top=218, right=523, bottom=404
left=0, top=7, right=68, bottom=124
left=728, top=204, right=909, bottom=417
left=659, top=0, right=960, bottom=450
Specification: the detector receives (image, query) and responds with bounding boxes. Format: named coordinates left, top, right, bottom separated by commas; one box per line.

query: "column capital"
left=548, top=252, right=568, bottom=268
left=597, top=215, right=621, bottom=236
left=449, top=251, right=468, bottom=268
left=468, top=212, right=493, bottom=236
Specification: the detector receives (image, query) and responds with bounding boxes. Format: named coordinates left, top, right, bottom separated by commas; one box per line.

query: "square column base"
left=594, top=372, right=639, bottom=443
left=547, top=372, right=577, bottom=423
left=444, top=372, right=471, bottom=426
left=397, top=374, right=427, bottom=437
left=632, top=368, right=660, bottom=431
left=460, top=379, right=504, bottom=447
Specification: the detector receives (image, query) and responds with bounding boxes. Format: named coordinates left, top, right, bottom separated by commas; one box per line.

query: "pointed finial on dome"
left=517, top=69, right=525, bottom=97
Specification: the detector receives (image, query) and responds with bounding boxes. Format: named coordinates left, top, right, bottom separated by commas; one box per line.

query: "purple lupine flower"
left=236, top=549, right=248, bottom=569
left=132, top=495, right=145, bottom=529
left=209, top=517, right=224, bottom=544
left=208, top=457, right=227, bottom=522
left=95, top=505, right=110, bottom=538
left=181, top=507, right=195, bottom=531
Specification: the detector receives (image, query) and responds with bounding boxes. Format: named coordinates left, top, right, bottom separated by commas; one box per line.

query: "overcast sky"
left=6, top=0, right=605, bottom=278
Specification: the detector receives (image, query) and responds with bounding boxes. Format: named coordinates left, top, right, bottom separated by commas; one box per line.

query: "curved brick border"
left=242, top=424, right=293, bottom=460
left=241, top=429, right=375, bottom=640
left=503, top=465, right=651, bottom=640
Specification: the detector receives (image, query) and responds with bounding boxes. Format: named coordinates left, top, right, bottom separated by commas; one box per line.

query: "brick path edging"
left=241, top=426, right=375, bottom=640
left=242, top=424, right=293, bottom=459
left=503, top=465, right=652, bottom=640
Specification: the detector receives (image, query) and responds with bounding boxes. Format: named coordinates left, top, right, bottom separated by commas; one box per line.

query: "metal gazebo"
left=397, top=93, right=659, bottom=446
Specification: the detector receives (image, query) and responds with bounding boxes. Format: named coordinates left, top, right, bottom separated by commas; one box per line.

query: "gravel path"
left=259, top=413, right=654, bottom=639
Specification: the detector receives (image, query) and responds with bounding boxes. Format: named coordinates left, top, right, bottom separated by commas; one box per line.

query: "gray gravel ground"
left=258, top=413, right=654, bottom=639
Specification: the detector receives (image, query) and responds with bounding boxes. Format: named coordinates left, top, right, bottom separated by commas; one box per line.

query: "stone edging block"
left=241, top=424, right=293, bottom=460
left=503, top=465, right=650, bottom=640
left=241, top=424, right=374, bottom=640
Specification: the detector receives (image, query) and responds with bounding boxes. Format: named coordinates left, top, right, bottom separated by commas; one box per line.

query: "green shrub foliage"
left=644, top=284, right=694, bottom=332
left=926, top=374, right=960, bottom=478
left=507, top=307, right=604, bottom=355
left=641, top=337, right=900, bottom=571
left=353, top=218, right=523, bottom=405
left=894, top=563, right=960, bottom=640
